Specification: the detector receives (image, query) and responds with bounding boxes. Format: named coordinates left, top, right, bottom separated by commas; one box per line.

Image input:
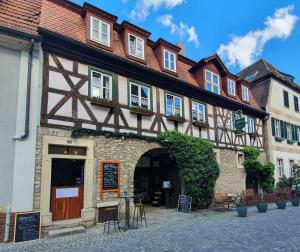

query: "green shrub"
left=158, top=131, right=219, bottom=209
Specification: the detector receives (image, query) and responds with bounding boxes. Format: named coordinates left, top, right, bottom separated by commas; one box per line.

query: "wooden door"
left=50, top=186, right=84, bottom=221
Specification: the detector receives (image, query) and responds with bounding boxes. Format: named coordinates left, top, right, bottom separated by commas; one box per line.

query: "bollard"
left=4, top=205, right=11, bottom=242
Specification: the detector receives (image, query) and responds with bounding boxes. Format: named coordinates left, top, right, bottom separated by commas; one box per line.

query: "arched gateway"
left=134, top=148, right=181, bottom=208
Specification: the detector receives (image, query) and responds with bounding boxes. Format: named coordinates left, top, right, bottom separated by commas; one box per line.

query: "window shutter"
left=296, top=126, right=299, bottom=142
left=271, top=118, right=275, bottom=136
left=280, top=120, right=285, bottom=138
left=284, top=122, right=288, bottom=139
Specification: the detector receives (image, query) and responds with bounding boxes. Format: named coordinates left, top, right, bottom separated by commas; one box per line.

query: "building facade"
left=31, top=0, right=267, bottom=231
left=0, top=0, right=42, bottom=213
left=239, top=59, right=300, bottom=182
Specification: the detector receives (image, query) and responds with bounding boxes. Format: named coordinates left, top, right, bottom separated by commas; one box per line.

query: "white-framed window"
left=165, top=93, right=182, bottom=117
left=129, top=82, right=151, bottom=110
left=90, top=17, right=110, bottom=46
left=191, top=101, right=206, bottom=122
left=163, top=49, right=176, bottom=72
left=290, top=160, right=294, bottom=177
left=90, top=70, right=113, bottom=100
left=277, top=159, right=284, bottom=178
left=248, top=117, right=255, bottom=133
left=287, top=123, right=292, bottom=140
left=205, top=69, right=220, bottom=94
left=237, top=152, right=244, bottom=168
left=227, top=79, right=236, bottom=96
left=128, top=33, right=144, bottom=59
left=274, top=119, right=281, bottom=138
left=242, top=86, right=249, bottom=101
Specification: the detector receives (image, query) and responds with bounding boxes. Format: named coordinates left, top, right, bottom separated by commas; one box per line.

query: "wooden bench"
left=215, top=192, right=235, bottom=209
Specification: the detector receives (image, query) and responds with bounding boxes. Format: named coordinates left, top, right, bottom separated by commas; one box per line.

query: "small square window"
left=130, top=82, right=150, bottom=110
left=128, top=34, right=145, bottom=59
left=90, top=70, right=113, bottom=101
left=205, top=70, right=220, bottom=95
left=165, top=93, right=182, bottom=117
left=237, top=153, right=244, bottom=168
left=90, top=17, right=110, bottom=46
left=191, top=101, right=206, bottom=122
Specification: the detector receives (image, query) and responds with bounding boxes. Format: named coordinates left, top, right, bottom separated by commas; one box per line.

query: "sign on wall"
left=233, top=110, right=245, bottom=135
left=177, top=195, right=192, bottom=214
left=14, top=212, right=40, bottom=243
left=100, top=160, right=120, bottom=199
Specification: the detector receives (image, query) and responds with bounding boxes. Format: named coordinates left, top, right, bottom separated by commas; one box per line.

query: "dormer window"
left=90, top=17, right=110, bottom=46
left=205, top=69, right=220, bottom=94
left=227, top=79, right=236, bottom=96
left=128, top=34, right=144, bottom=59
left=164, top=49, right=176, bottom=72
left=242, top=86, right=249, bottom=101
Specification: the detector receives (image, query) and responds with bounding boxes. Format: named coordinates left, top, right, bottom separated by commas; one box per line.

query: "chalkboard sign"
left=177, top=195, right=192, bottom=214
left=100, top=160, right=120, bottom=198
left=14, top=212, right=40, bottom=243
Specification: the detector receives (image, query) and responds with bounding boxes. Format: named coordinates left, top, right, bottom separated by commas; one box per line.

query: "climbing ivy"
left=158, top=131, right=220, bottom=209
left=242, top=147, right=275, bottom=193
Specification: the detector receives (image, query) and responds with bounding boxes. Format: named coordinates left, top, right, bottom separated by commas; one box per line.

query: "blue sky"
left=72, top=0, right=300, bottom=83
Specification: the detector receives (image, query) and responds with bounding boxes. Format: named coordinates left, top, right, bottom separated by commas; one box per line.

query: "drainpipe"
left=13, top=39, right=35, bottom=140
left=4, top=205, right=11, bottom=242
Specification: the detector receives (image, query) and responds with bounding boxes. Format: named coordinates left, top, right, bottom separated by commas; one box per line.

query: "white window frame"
left=163, top=49, right=176, bottom=72
left=191, top=101, right=206, bottom=122
left=90, top=17, right=110, bottom=46
left=227, top=79, right=236, bottom=96
left=242, top=85, right=249, bottom=101
left=205, top=69, right=220, bottom=95
left=287, top=123, right=292, bottom=140
left=90, top=70, right=113, bottom=101
left=274, top=119, right=281, bottom=138
left=248, top=117, right=255, bottom=133
left=290, top=160, right=294, bottom=177
left=277, top=159, right=284, bottom=178
left=165, top=93, right=182, bottom=117
left=129, top=82, right=151, bottom=110
left=128, top=33, right=145, bottom=60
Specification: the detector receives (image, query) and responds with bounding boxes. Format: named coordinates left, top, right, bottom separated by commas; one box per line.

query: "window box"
left=192, top=120, right=209, bottom=128
left=90, top=97, right=115, bottom=108
left=129, top=107, right=154, bottom=116
left=275, top=137, right=284, bottom=142
left=287, top=139, right=296, bottom=145
left=166, top=115, right=185, bottom=123
left=234, top=130, right=246, bottom=136
left=248, top=131, right=259, bottom=137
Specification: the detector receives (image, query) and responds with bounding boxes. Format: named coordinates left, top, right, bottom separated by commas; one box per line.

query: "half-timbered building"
left=32, top=0, right=268, bottom=231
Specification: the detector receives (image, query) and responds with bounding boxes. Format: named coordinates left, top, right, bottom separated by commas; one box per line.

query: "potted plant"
left=276, top=198, right=286, bottom=209
left=291, top=196, right=300, bottom=206
left=236, top=195, right=247, bottom=217
left=256, top=191, right=268, bottom=213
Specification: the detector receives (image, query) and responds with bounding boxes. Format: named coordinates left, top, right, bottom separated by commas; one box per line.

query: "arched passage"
left=134, top=148, right=181, bottom=208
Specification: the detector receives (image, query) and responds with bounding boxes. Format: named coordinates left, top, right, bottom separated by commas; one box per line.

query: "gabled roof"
left=189, top=54, right=229, bottom=75
left=0, top=0, right=42, bottom=35
left=238, top=59, right=299, bottom=91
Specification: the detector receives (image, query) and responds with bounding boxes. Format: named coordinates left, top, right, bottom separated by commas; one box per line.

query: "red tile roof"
left=0, top=0, right=42, bottom=35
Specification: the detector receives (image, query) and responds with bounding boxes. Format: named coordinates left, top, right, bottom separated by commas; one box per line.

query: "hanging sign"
left=177, top=195, right=192, bottom=214
left=14, top=212, right=40, bottom=243
left=56, top=187, right=79, bottom=198
left=100, top=160, right=120, bottom=199
left=233, top=110, right=245, bottom=135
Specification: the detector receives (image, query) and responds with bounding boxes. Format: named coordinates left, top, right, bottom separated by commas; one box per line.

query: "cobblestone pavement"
left=1, top=204, right=300, bottom=252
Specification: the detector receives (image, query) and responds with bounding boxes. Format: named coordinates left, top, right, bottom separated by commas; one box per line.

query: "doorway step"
left=47, top=225, right=85, bottom=238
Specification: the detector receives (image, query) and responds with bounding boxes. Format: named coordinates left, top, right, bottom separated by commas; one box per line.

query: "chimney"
left=176, top=42, right=185, bottom=56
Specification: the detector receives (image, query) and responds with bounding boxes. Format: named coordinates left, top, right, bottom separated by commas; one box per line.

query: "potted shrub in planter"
left=236, top=196, right=247, bottom=217
left=256, top=192, right=268, bottom=213
left=291, top=196, right=300, bottom=206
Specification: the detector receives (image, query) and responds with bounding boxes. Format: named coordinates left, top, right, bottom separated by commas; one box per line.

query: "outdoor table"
left=119, top=195, right=136, bottom=231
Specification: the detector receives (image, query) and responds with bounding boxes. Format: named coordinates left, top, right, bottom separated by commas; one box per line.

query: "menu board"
left=100, top=161, right=120, bottom=198
left=14, top=212, right=40, bottom=243
left=177, top=195, right=192, bottom=214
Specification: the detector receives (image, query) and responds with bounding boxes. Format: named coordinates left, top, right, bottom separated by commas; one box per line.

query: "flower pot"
left=291, top=198, right=300, bottom=206
left=256, top=202, right=268, bottom=212
left=276, top=200, right=286, bottom=209
left=236, top=206, right=247, bottom=217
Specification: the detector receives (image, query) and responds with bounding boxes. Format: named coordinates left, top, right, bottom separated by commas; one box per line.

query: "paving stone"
left=0, top=204, right=299, bottom=252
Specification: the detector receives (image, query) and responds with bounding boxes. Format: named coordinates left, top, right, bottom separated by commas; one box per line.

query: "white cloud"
left=218, top=5, right=298, bottom=68
left=130, top=0, right=185, bottom=21
left=158, top=14, right=200, bottom=47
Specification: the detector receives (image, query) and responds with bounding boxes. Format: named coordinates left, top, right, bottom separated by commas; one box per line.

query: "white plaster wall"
left=122, top=108, right=137, bottom=128
left=273, top=150, right=300, bottom=182
left=118, top=76, right=128, bottom=105
left=49, top=71, right=70, bottom=91
left=11, top=43, right=42, bottom=211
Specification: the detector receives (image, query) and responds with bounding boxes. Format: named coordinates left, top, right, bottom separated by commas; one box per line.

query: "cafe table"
left=119, top=195, right=136, bottom=231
